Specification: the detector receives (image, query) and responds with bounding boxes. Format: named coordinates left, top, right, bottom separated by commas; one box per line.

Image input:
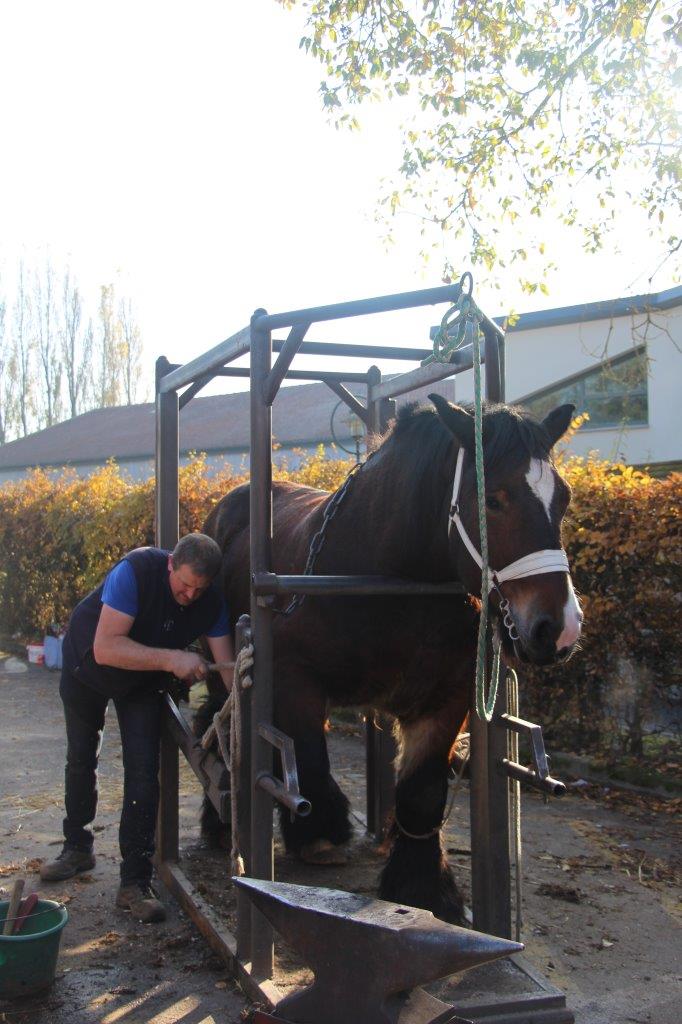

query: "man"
left=40, top=533, right=233, bottom=923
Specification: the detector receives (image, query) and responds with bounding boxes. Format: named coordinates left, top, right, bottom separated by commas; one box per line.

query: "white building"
left=0, top=286, right=679, bottom=484
left=453, top=285, right=681, bottom=473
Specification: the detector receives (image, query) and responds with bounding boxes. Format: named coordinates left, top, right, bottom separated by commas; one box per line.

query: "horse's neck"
left=339, top=442, right=455, bottom=580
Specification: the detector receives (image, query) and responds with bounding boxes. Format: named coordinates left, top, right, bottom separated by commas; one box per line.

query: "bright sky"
left=0, top=0, right=678, bottom=397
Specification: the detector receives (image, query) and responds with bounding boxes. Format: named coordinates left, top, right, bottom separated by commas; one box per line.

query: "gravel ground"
left=1, top=657, right=680, bottom=1024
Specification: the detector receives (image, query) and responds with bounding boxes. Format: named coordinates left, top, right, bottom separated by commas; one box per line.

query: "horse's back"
left=204, top=480, right=327, bottom=548
left=203, top=480, right=328, bottom=620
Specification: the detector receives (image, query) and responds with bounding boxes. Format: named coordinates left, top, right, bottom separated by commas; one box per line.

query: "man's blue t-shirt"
left=102, top=560, right=230, bottom=637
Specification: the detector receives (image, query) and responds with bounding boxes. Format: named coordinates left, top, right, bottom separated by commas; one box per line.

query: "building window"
left=521, top=347, right=648, bottom=430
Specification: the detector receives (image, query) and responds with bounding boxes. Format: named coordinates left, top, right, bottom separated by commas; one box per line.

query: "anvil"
left=235, top=877, right=523, bottom=1024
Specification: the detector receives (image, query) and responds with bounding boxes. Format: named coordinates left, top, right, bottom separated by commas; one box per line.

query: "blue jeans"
left=59, top=666, right=163, bottom=885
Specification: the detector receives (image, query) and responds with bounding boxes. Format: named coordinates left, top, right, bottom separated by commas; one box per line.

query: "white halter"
left=448, top=448, right=570, bottom=588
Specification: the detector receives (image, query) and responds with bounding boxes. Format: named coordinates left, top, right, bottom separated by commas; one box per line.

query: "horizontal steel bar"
left=376, top=342, right=479, bottom=401
left=214, top=366, right=371, bottom=384
left=372, top=344, right=477, bottom=401
left=501, top=760, right=567, bottom=798
left=253, top=572, right=466, bottom=597
left=274, top=339, right=433, bottom=361
left=159, top=326, right=251, bottom=393
left=254, top=283, right=463, bottom=331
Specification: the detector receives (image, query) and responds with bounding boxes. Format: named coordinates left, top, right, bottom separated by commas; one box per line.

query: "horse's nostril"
left=531, top=617, right=556, bottom=651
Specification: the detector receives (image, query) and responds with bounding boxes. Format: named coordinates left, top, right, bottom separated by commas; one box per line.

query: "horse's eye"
left=486, top=495, right=502, bottom=512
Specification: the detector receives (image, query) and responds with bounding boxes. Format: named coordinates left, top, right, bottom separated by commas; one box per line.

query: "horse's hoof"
left=300, top=839, right=349, bottom=865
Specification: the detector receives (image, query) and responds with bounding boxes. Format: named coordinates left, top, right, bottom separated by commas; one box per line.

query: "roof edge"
left=0, top=436, right=355, bottom=473
left=499, top=285, right=682, bottom=333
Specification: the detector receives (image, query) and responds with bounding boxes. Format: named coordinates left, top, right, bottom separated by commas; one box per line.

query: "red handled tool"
left=13, top=891, right=39, bottom=935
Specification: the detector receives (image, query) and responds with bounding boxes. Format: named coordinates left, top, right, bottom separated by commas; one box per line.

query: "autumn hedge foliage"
left=523, top=456, right=681, bottom=757
left=0, top=448, right=679, bottom=755
left=0, top=449, right=353, bottom=643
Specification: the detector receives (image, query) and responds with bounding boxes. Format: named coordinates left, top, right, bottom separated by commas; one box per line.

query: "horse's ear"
left=542, top=404, right=575, bottom=448
left=429, top=394, right=475, bottom=450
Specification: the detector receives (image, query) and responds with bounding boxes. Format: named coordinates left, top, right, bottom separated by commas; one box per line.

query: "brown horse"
left=203, top=396, right=582, bottom=922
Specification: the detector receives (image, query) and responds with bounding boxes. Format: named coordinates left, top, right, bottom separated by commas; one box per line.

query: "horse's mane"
left=383, top=399, right=552, bottom=468
left=359, top=401, right=553, bottom=576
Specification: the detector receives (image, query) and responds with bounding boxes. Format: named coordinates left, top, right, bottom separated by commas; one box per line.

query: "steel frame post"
left=469, top=330, right=512, bottom=938
left=155, top=357, right=180, bottom=864
left=235, top=614, right=254, bottom=960
left=249, top=311, right=275, bottom=980
left=365, top=366, right=398, bottom=838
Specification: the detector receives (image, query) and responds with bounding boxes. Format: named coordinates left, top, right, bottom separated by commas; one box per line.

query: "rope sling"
left=200, top=642, right=254, bottom=877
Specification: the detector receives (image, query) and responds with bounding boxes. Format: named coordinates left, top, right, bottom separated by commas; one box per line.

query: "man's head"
left=167, top=533, right=222, bottom=606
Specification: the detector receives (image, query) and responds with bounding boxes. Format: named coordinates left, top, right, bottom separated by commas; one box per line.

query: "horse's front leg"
left=275, top=665, right=352, bottom=864
left=379, top=711, right=466, bottom=923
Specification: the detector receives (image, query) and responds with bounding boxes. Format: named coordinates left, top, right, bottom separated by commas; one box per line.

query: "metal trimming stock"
left=154, top=277, right=574, bottom=1023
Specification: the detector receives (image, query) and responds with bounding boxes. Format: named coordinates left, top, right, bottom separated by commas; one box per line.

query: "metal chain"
left=277, top=459, right=366, bottom=617
left=422, top=271, right=478, bottom=366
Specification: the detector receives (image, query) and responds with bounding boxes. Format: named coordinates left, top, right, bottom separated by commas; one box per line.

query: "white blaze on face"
left=557, top=575, right=582, bottom=651
left=524, top=458, right=582, bottom=652
left=526, top=458, right=555, bottom=520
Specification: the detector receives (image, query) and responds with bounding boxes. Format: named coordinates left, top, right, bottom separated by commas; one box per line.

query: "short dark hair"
left=171, top=533, right=222, bottom=579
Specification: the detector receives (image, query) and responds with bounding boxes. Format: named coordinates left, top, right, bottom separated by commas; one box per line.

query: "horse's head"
left=430, top=395, right=582, bottom=667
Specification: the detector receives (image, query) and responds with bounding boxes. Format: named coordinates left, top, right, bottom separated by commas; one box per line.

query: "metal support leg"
left=249, top=312, right=275, bottom=980
left=365, top=366, right=398, bottom=838
left=235, top=615, right=254, bottom=961
left=155, top=360, right=180, bottom=863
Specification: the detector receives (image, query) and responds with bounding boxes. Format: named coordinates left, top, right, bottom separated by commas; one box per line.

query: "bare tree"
left=61, top=269, right=92, bottom=418
left=94, top=284, right=123, bottom=408
left=118, top=296, right=143, bottom=405
left=12, top=261, right=34, bottom=437
left=33, top=256, right=62, bottom=427
left=0, top=284, right=9, bottom=444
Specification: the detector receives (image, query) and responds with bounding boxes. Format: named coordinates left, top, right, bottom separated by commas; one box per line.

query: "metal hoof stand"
left=154, top=283, right=574, bottom=1023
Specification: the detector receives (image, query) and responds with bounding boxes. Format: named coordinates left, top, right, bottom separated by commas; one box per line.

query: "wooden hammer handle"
left=13, top=891, right=39, bottom=935
left=3, top=878, right=24, bottom=936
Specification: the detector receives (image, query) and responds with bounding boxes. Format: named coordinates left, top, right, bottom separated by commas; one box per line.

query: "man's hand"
left=168, top=650, right=208, bottom=682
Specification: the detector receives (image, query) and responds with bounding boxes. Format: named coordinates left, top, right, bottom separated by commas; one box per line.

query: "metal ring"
left=459, top=271, right=474, bottom=298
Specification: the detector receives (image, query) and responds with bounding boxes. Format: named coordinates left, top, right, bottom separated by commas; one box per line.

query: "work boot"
left=116, top=882, right=167, bottom=923
left=40, top=845, right=96, bottom=881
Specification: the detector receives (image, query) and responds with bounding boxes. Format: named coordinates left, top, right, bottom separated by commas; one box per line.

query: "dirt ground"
left=1, top=658, right=680, bottom=1024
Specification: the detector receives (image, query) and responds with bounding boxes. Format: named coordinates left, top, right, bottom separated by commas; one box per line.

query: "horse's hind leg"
left=379, top=708, right=466, bottom=923
left=275, top=671, right=352, bottom=863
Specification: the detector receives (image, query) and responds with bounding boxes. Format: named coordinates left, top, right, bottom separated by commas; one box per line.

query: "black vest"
left=63, top=547, right=223, bottom=697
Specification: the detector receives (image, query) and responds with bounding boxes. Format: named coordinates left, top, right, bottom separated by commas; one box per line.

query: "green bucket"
left=0, top=898, right=68, bottom=1000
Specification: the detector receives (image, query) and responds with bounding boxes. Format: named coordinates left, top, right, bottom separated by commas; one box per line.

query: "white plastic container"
left=26, top=644, right=45, bottom=665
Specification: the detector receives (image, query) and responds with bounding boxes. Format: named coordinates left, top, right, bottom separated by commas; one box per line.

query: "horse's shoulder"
left=273, top=481, right=330, bottom=512
left=273, top=480, right=327, bottom=497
